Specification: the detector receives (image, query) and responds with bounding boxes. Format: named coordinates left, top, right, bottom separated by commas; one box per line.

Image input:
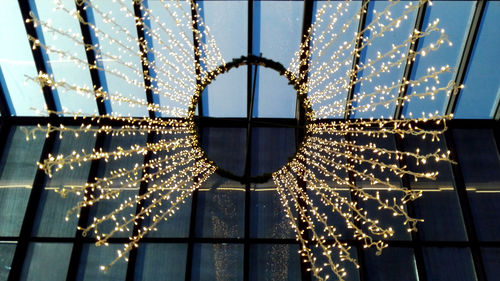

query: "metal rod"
left=393, top=1, right=428, bottom=120
left=445, top=1, right=486, bottom=116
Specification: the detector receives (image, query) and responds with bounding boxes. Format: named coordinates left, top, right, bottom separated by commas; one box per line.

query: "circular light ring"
left=187, top=55, right=315, bottom=184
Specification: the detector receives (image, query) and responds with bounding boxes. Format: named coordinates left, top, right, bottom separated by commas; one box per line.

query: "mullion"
left=393, top=1, right=428, bottom=120
left=17, top=0, right=59, bottom=116
left=344, top=0, right=369, bottom=120
left=445, top=0, right=486, bottom=116
left=75, top=0, right=110, bottom=115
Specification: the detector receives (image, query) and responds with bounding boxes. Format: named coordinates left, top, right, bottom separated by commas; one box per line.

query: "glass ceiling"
left=0, top=0, right=498, bottom=119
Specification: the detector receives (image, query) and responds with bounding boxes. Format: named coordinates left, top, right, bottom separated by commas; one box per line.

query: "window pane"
left=352, top=1, right=418, bottom=119
left=481, top=247, right=500, bottom=280
left=87, top=133, right=146, bottom=238
left=202, top=127, right=246, bottom=177
left=364, top=247, right=418, bottom=281
left=34, top=0, right=97, bottom=115
left=20, top=243, right=72, bottom=281
left=403, top=1, right=474, bottom=118
left=249, top=244, right=301, bottom=281
left=309, top=1, right=362, bottom=119
left=402, top=134, right=467, bottom=241
left=422, top=247, right=477, bottom=281
left=195, top=176, right=245, bottom=238
left=33, top=130, right=96, bottom=237
left=453, top=129, right=500, bottom=241
left=454, top=2, right=500, bottom=119
left=253, top=1, right=302, bottom=118
left=0, top=243, right=16, bottom=281
left=92, top=0, right=148, bottom=116
left=201, top=1, right=247, bottom=117
left=191, top=243, right=243, bottom=281
left=0, top=127, right=45, bottom=236
left=250, top=127, right=295, bottom=177
left=134, top=243, right=187, bottom=281
left=77, top=243, right=128, bottom=281
left=250, top=182, right=294, bottom=239
left=0, top=1, right=47, bottom=116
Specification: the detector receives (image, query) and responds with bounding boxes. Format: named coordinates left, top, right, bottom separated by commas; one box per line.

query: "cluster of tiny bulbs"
left=22, top=0, right=458, bottom=280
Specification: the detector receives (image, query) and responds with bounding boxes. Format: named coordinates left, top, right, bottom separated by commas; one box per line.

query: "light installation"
left=21, top=0, right=460, bottom=280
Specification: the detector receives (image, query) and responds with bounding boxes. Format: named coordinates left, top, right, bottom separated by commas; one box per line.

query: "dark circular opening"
left=190, top=55, right=312, bottom=184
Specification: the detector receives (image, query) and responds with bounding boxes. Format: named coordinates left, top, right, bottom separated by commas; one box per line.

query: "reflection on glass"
left=364, top=247, right=418, bottom=281
left=0, top=1, right=46, bottom=116
left=250, top=182, right=294, bottom=239
left=423, top=247, right=477, bottom=281
left=20, top=243, right=72, bottom=281
left=0, top=243, right=16, bottom=281
left=453, top=129, right=500, bottom=241
left=191, top=243, right=243, bottom=281
left=402, top=134, right=467, bottom=241
left=0, top=127, right=45, bottom=236
left=77, top=243, right=128, bottom=281
left=134, top=243, right=187, bottom=281
left=33, top=130, right=96, bottom=237
left=34, top=0, right=97, bottom=115
left=195, top=176, right=245, bottom=238
left=454, top=2, right=500, bottom=119
left=403, top=1, right=474, bottom=118
left=249, top=244, right=300, bottom=281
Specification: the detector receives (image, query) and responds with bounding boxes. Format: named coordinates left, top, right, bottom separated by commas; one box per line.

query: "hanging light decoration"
left=21, top=0, right=460, bottom=280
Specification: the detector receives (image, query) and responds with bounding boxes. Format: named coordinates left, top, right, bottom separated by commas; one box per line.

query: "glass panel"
left=481, top=247, right=500, bottom=280
left=147, top=1, right=195, bottom=118
left=250, top=182, right=294, bottom=239
left=253, top=1, right=302, bottom=118
left=454, top=2, right=500, bottom=119
left=134, top=243, right=187, bottom=281
left=403, top=1, right=474, bottom=118
left=191, top=243, right=243, bottom=281
left=453, top=129, right=500, bottom=241
left=309, top=1, right=362, bottom=119
left=92, top=0, right=148, bottom=116
left=0, top=243, right=16, bottom=281
left=203, top=67, right=247, bottom=118
left=0, top=127, right=45, bottom=236
left=201, top=1, right=247, bottom=117
left=195, top=175, right=245, bottom=238
left=422, top=247, right=477, bottom=281
left=364, top=247, right=418, bottom=281
left=20, top=243, right=73, bottom=281
left=249, top=244, right=301, bottom=281
left=201, top=127, right=246, bottom=177
left=87, top=133, right=147, bottom=238
left=352, top=1, right=418, bottom=119
left=402, top=134, right=467, bottom=241
left=33, top=129, right=96, bottom=237
left=34, top=0, right=97, bottom=115
left=77, top=243, right=128, bottom=281
left=250, top=127, right=295, bottom=177
left=0, top=1, right=47, bottom=116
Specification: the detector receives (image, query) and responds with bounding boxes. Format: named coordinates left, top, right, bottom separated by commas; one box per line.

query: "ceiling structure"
left=0, top=0, right=498, bottom=121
